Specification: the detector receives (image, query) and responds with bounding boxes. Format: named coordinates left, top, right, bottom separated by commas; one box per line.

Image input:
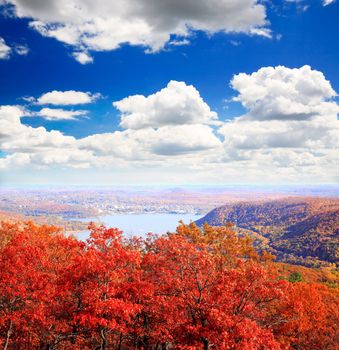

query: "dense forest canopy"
left=0, top=221, right=338, bottom=350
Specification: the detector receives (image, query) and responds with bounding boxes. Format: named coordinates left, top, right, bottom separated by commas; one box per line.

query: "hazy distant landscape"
left=1, top=186, right=338, bottom=268
left=1, top=184, right=338, bottom=219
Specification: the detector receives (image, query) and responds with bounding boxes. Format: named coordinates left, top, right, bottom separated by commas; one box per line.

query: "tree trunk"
left=100, top=328, right=107, bottom=350
left=117, top=332, right=123, bottom=350
left=3, top=319, right=13, bottom=350
left=202, top=337, right=209, bottom=350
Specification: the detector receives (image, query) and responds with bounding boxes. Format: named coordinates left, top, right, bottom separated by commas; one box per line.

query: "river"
left=71, top=213, right=202, bottom=240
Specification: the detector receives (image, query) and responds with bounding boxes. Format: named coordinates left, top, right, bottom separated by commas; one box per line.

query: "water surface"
left=73, top=213, right=202, bottom=240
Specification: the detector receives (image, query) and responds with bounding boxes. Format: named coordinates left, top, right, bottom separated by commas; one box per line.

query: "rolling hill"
left=196, top=197, right=339, bottom=267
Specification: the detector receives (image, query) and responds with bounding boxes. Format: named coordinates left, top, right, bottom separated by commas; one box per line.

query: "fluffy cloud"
left=114, top=81, right=219, bottom=129
left=28, top=148, right=94, bottom=168
left=1, top=81, right=222, bottom=170
left=217, top=65, right=339, bottom=179
left=0, top=105, right=94, bottom=171
left=223, top=65, right=339, bottom=148
left=147, top=125, right=221, bottom=155
left=0, top=105, right=76, bottom=153
left=80, top=124, right=221, bottom=159
left=0, top=105, right=29, bottom=141
left=0, top=152, right=31, bottom=169
left=37, top=108, right=87, bottom=120
left=72, top=51, right=93, bottom=64
left=220, top=116, right=339, bottom=151
left=1, top=67, right=338, bottom=183
left=106, top=81, right=222, bottom=157
left=0, top=37, right=29, bottom=59
left=0, top=37, right=11, bottom=59
left=230, top=65, right=338, bottom=121
left=4, top=0, right=269, bottom=62
left=36, top=90, right=100, bottom=105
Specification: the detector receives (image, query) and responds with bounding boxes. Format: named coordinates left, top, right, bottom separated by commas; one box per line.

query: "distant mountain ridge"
left=196, top=197, right=339, bottom=267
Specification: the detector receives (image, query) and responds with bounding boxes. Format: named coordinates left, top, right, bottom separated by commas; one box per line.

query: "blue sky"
left=0, top=0, right=338, bottom=185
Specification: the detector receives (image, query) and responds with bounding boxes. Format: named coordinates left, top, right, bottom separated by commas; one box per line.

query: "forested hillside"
left=196, top=198, right=339, bottom=267
left=0, top=210, right=88, bottom=232
left=0, top=221, right=337, bottom=349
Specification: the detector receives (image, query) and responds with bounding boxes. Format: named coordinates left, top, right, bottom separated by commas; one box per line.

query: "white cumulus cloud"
left=36, top=90, right=100, bottom=105
left=230, top=65, right=337, bottom=121
left=217, top=65, right=339, bottom=181
left=80, top=124, right=221, bottom=158
left=4, top=0, right=270, bottom=62
left=37, top=107, right=87, bottom=120
left=1, top=66, right=338, bottom=183
left=0, top=105, right=76, bottom=154
left=114, top=80, right=219, bottom=130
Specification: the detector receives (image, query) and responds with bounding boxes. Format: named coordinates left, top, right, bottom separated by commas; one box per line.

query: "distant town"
left=1, top=185, right=338, bottom=222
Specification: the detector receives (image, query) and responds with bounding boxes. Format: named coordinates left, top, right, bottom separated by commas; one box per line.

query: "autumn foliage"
left=0, top=221, right=337, bottom=349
